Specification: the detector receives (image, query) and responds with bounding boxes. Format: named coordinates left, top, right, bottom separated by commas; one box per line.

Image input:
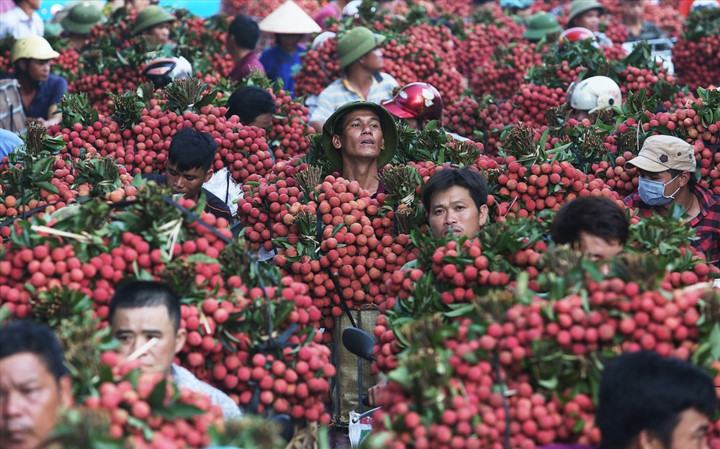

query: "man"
left=596, top=351, right=716, bottom=449
left=226, top=15, right=264, bottom=83
left=225, top=85, right=276, bottom=129
left=422, top=167, right=490, bottom=239
left=259, top=0, right=320, bottom=98
left=0, top=0, right=42, bottom=39
left=551, top=196, right=629, bottom=261
left=9, top=36, right=68, bottom=127
left=565, top=0, right=613, bottom=46
left=624, top=135, right=720, bottom=267
left=523, top=12, right=563, bottom=43
left=308, top=27, right=398, bottom=133
left=0, top=320, right=73, bottom=449
left=60, top=2, right=105, bottom=51
left=143, top=127, right=233, bottom=222
left=108, top=280, right=242, bottom=421
left=130, top=5, right=174, bottom=48
left=621, top=0, right=666, bottom=42
left=321, top=101, right=397, bottom=195
left=125, top=0, right=150, bottom=14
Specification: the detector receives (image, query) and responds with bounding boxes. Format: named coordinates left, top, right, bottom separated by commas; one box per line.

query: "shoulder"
left=378, top=72, right=398, bottom=83
left=46, top=74, right=68, bottom=89
left=317, top=78, right=346, bottom=98
left=203, top=188, right=233, bottom=220
left=171, top=364, right=242, bottom=420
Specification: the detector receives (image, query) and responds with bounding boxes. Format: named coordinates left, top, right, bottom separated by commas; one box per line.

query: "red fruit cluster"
left=509, top=84, right=567, bottom=128
left=265, top=88, right=312, bottom=159
left=294, top=31, right=339, bottom=98
left=431, top=239, right=509, bottom=296
left=84, top=370, right=224, bottom=448
left=469, top=43, right=543, bottom=101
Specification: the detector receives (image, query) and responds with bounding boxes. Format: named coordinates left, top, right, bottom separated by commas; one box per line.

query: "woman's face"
left=576, top=9, right=601, bottom=32
left=22, top=59, right=51, bottom=82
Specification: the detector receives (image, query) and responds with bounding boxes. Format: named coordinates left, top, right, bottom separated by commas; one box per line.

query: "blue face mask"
left=638, top=175, right=681, bottom=206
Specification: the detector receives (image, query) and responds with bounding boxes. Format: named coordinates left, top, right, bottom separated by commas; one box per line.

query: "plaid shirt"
left=624, top=184, right=720, bottom=267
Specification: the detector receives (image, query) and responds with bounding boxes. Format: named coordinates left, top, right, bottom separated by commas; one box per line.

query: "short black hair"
left=421, top=167, right=488, bottom=214
left=168, top=127, right=217, bottom=172
left=551, top=196, right=629, bottom=246
left=0, top=320, right=70, bottom=381
left=225, top=85, right=276, bottom=125
left=109, top=281, right=181, bottom=332
left=228, top=15, right=260, bottom=50
left=597, top=351, right=717, bottom=449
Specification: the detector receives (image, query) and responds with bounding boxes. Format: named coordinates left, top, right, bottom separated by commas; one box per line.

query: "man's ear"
left=636, top=429, right=662, bottom=449
left=332, top=134, right=342, bottom=150
left=174, top=328, right=187, bottom=355
left=59, top=375, right=73, bottom=408
left=478, top=204, right=489, bottom=227
left=678, top=171, right=690, bottom=187
left=203, top=169, right=213, bottom=183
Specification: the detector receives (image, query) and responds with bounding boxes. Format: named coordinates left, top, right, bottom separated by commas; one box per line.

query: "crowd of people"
left=1, top=0, right=719, bottom=448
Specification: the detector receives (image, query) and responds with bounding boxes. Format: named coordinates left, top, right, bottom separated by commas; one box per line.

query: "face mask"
left=638, top=175, right=681, bottom=206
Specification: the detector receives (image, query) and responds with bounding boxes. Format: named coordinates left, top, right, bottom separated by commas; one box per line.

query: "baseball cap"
left=624, top=135, right=696, bottom=172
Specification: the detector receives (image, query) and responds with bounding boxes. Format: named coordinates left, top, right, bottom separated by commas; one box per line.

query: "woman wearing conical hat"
left=259, top=0, right=321, bottom=98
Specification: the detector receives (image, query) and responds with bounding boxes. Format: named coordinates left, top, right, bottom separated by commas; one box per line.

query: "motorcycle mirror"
left=342, top=327, right=376, bottom=361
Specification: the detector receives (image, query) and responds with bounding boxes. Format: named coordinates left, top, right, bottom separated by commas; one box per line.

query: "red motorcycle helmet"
left=560, top=27, right=596, bottom=43
left=381, top=82, right=444, bottom=122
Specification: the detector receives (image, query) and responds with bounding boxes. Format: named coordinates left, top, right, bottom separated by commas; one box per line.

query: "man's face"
left=622, top=0, right=645, bottom=20
left=0, top=353, right=72, bottom=449
left=277, top=34, right=303, bottom=53
left=332, top=109, right=385, bottom=163
left=578, top=231, right=623, bottom=262
left=428, top=185, right=488, bottom=238
left=577, top=10, right=601, bottom=31
left=638, top=169, right=684, bottom=198
left=111, top=305, right=186, bottom=374
left=144, top=22, right=171, bottom=46
left=642, top=408, right=709, bottom=449
left=166, top=162, right=212, bottom=201
left=250, top=113, right=273, bottom=129
left=127, top=0, right=150, bottom=12
left=359, top=48, right=384, bottom=72
left=26, top=0, right=41, bottom=10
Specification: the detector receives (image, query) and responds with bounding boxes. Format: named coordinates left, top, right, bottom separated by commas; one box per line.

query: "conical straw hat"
left=259, top=0, right=321, bottom=34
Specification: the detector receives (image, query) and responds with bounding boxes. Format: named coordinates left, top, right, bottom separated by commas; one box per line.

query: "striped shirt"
left=309, top=72, right=399, bottom=125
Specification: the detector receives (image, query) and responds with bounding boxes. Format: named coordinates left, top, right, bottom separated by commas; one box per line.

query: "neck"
left=280, top=43, right=297, bottom=54
left=342, top=159, right=379, bottom=194
left=233, top=48, right=252, bottom=64
left=625, top=17, right=642, bottom=26
left=674, top=186, right=696, bottom=218
left=18, top=1, right=35, bottom=16
left=346, top=65, right=374, bottom=90
left=17, top=73, right=38, bottom=92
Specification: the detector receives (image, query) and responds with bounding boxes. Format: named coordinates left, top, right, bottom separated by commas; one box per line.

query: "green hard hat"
left=322, top=101, right=398, bottom=171
left=131, top=5, right=174, bottom=36
left=337, top=27, right=385, bottom=70
left=61, top=2, right=105, bottom=35
left=567, top=0, right=605, bottom=26
left=523, top=12, right=562, bottom=41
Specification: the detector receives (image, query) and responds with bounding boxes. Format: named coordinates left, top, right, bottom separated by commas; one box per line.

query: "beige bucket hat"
left=259, top=0, right=321, bottom=34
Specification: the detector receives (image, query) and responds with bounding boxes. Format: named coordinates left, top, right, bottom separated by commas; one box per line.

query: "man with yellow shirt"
left=308, top=26, right=398, bottom=133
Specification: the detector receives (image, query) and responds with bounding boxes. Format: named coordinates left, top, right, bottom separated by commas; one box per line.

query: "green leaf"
left=36, top=181, right=60, bottom=194
left=443, top=303, right=475, bottom=318
left=538, top=376, right=558, bottom=390
left=146, top=378, right=167, bottom=409
left=194, top=89, right=219, bottom=109
left=127, top=416, right=154, bottom=441
left=153, top=402, right=204, bottom=419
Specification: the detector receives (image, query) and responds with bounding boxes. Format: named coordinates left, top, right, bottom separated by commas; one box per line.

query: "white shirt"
left=171, top=364, right=243, bottom=421
left=0, top=6, right=43, bottom=39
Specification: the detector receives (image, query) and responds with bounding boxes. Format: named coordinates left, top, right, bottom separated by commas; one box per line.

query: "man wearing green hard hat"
left=321, top=100, right=398, bottom=195
left=566, top=0, right=613, bottom=46
left=130, top=4, right=174, bottom=47
left=308, top=26, right=398, bottom=134
left=60, top=2, right=106, bottom=51
left=523, top=12, right=562, bottom=43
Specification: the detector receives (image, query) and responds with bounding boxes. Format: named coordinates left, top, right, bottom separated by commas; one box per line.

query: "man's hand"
left=368, top=377, right=388, bottom=407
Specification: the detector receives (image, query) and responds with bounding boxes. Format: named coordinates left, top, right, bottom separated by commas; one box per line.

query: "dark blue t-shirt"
left=27, top=74, right=68, bottom=120
left=260, top=45, right=304, bottom=98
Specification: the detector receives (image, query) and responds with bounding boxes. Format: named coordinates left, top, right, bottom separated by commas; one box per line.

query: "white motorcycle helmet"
left=143, top=56, right=193, bottom=89
left=691, top=0, right=719, bottom=10
left=567, top=76, right=622, bottom=114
